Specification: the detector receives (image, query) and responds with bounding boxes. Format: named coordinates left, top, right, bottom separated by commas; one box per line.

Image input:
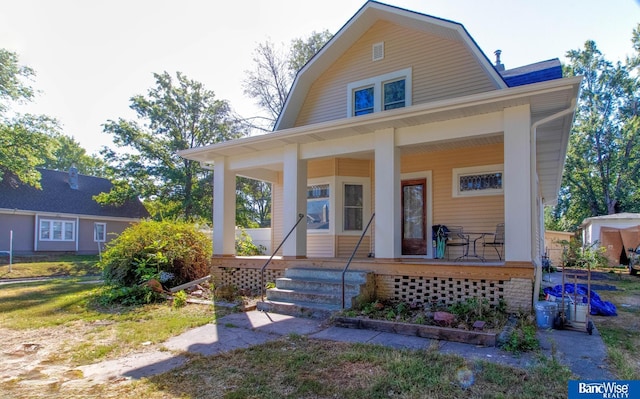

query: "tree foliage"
left=236, top=177, right=271, bottom=228
left=0, top=48, right=105, bottom=188
left=101, top=71, right=246, bottom=220
left=242, top=30, right=333, bottom=131
left=550, top=25, right=640, bottom=230
left=0, top=48, right=34, bottom=112
left=0, top=49, right=50, bottom=187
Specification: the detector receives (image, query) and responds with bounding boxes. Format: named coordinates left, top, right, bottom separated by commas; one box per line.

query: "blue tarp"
left=543, top=284, right=617, bottom=316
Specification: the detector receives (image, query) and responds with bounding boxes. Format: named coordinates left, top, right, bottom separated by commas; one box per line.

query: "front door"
left=402, top=179, right=426, bottom=255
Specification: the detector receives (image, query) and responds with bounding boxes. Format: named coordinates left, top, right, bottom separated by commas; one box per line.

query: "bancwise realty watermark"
left=568, top=380, right=639, bottom=398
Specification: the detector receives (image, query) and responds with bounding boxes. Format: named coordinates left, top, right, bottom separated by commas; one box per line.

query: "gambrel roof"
left=276, top=0, right=508, bottom=130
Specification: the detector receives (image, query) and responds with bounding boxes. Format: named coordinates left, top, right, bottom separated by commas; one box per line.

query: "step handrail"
left=342, top=213, right=375, bottom=309
left=261, top=213, right=305, bottom=301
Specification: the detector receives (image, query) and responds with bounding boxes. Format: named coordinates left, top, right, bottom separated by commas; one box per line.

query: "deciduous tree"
left=101, top=71, right=245, bottom=220
left=550, top=25, right=640, bottom=230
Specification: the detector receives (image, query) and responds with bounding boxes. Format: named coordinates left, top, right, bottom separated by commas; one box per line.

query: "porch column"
left=213, top=156, right=236, bottom=256
left=503, top=105, right=532, bottom=261
left=374, top=128, right=401, bottom=258
left=282, top=143, right=307, bottom=258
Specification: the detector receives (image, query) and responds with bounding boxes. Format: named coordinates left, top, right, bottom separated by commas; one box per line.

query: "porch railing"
left=260, top=213, right=305, bottom=301
left=342, top=213, right=375, bottom=309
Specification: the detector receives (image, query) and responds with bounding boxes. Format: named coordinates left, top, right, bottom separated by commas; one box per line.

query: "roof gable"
left=275, top=0, right=507, bottom=130
left=0, top=169, right=149, bottom=219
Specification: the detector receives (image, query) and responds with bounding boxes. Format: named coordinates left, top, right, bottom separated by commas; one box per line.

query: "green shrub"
left=235, top=229, right=266, bottom=256
left=95, top=284, right=163, bottom=306
left=503, top=316, right=540, bottom=353
left=173, top=290, right=188, bottom=309
left=99, top=220, right=212, bottom=288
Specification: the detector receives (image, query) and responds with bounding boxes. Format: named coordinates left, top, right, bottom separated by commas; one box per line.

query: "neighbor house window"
left=307, top=184, right=330, bottom=230
left=347, top=67, right=412, bottom=117
left=452, top=164, right=504, bottom=197
left=39, top=219, right=75, bottom=241
left=343, top=184, right=363, bottom=231
left=94, top=223, right=106, bottom=242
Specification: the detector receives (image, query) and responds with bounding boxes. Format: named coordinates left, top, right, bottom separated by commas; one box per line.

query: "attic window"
left=372, top=42, right=384, bottom=61
left=347, top=68, right=412, bottom=117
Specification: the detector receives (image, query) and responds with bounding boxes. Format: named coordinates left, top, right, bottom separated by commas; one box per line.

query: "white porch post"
left=503, top=105, right=532, bottom=261
left=282, top=144, right=307, bottom=258
left=213, top=156, right=236, bottom=256
left=374, top=128, right=401, bottom=258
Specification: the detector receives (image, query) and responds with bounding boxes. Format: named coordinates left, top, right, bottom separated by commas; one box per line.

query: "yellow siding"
left=336, top=158, right=371, bottom=177
left=336, top=235, right=372, bottom=258
left=402, top=143, right=504, bottom=233
left=308, top=158, right=335, bottom=178
left=294, top=20, right=496, bottom=127
left=308, top=234, right=335, bottom=257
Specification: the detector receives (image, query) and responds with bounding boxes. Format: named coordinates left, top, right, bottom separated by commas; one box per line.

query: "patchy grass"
left=0, top=254, right=101, bottom=279
left=56, top=337, right=571, bottom=399
left=0, top=280, right=230, bottom=366
left=588, top=271, right=640, bottom=380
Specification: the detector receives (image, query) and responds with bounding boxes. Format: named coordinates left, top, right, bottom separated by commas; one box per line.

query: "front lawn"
left=0, top=254, right=101, bottom=279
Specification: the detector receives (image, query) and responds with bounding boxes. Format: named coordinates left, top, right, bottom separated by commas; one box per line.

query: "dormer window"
left=347, top=67, right=412, bottom=117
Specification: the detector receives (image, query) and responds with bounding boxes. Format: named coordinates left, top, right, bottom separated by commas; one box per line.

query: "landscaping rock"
left=433, top=311, right=455, bottom=326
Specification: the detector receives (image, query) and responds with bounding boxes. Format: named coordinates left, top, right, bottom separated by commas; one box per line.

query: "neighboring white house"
left=579, top=213, right=640, bottom=265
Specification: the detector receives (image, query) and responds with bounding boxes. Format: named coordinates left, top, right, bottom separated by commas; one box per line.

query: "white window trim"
left=347, top=67, right=412, bottom=117
left=452, top=164, right=504, bottom=198
left=336, top=177, right=371, bottom=236
left=39, top=219, right=76, bottom=242
left=307, top=178, right=335, bottom=235
left=94, top=222, right=107, bottom=242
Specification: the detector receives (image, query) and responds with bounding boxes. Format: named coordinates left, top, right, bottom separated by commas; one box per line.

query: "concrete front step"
left=263, top=267, right=375, bottom=318
left=275, top=277, right=362, bottom=294
left=267, top=287, right=359, bottom=307
left=257, top=300, right=342, bottom=319
left=283, top=268, right=370, bottom=283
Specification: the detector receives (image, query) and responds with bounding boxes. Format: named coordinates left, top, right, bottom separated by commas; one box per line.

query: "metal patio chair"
left=483, top=223, right=505, bottom=260
left=445, top=225, right=469, bottom=260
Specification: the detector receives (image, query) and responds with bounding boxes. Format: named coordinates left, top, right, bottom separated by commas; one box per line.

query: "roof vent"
left=494, top=49, right=505, bottom=72
left=68, top=165, right=78, bottom=190
left=372, top=42, right=384, bottom=61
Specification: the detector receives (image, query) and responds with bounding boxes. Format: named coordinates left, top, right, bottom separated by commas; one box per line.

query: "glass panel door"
left=402, top=179, right=426, bottom=255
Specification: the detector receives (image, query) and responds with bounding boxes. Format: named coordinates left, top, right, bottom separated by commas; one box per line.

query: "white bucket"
left=572, top=303, right=588, bottom=323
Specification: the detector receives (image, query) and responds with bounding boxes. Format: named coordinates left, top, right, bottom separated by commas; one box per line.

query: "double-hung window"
left=39, top=219, right=75, bottom=241
left=343, top=184, right=363, bottom=231
left=347, top=68, right=412, bottom=117
left=94, top=223, right=106, bottom=242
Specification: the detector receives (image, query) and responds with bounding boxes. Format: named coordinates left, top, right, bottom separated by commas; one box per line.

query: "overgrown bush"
left=235, top=229, right=266, bottom=256
left=99, top=220, right=212, bottom=288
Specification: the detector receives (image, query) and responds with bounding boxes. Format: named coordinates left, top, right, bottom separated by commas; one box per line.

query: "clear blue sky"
left=1, top=0, right=638, bottom=154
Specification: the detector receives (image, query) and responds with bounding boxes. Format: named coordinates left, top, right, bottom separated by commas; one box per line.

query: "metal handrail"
left=342, top=213, right=375, bottom=309
left=261, top=213, right=305, bottom=301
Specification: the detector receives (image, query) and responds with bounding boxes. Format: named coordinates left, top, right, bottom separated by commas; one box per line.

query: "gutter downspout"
left=530, top=99, right=577, bottom=306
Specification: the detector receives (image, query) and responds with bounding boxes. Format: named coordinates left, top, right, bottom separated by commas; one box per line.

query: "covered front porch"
left=178, top=78, right=581, bottom=313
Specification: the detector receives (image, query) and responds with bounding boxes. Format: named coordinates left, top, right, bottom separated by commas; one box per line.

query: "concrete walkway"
left=77, top=309, right=613, bottom=384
